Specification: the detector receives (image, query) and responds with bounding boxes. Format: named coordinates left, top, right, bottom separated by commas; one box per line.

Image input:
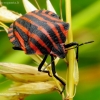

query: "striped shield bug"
left=8, top=10, right=94, bottom=92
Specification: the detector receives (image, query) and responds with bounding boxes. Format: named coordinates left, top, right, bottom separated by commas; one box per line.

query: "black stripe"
left=9, top=35, right=14, bottom=40
left=53, top=23, right=66, bottom=43
left=8, top=23, right=21, bottom=47
left=14, top=21, right=29, bottom=42
left=50, top=13, right=60, bottom=19
left=15, top=18, right=55, bottom=54
left=37, top=10, right=60, bottom=19
left=36, top=10, right=42, bottom=13
left=30, top=37, right=49, bottom=54
left=24, top=41, right=35, bottom=54
left=18, top=18, right=54, bottom=52
left=8, top=29, right=13, bottom=34
left=8, top=24, right=13, bottom=34
left=36, top=10, right=69, bottom=32
left=43, top=10, right=50, bottom=14
left=31, top=12, right=64, bottom=43
left=25, top=14, right=59, bottom=45
left=32, top=10, right=60, bottom=23
left=63, top=22, right=69, bottom=30
left=11, top=38, right=21, bottom=47
left=35, top=10, right=69, bottom=31
left=37, top=10, right=59, bottom=19
left=29, top=22, right=53, bottom=50
left=13, top=22, right=35, bottom=54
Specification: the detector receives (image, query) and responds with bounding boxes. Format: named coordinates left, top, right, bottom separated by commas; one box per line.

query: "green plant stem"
left=60, top=0, right=63, bottom=20
left=65, top=0, right=75, bottom=100
left=34, top=0, right=41, bottom=9
left=0, top=21, right=9, bottom=32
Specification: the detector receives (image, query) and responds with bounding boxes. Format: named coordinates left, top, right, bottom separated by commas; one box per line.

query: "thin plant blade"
left=22, top=0, right=37, bottom=12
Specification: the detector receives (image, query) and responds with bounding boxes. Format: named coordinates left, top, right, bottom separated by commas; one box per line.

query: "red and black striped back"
left=8, top=10, right=69, bottom=57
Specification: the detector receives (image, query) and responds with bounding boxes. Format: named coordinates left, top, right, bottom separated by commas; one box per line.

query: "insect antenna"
left=78, top=40, right=94, bottom=46
left=66, top=40, right=94, bottom=51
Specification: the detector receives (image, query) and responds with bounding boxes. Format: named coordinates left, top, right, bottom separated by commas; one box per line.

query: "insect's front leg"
left=38, top=55, right=51, bottom=76
left=64, top=42, right=79, bottom=61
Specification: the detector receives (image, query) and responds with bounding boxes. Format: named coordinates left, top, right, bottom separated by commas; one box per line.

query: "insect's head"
left=50, top=43, right=66, bottom=58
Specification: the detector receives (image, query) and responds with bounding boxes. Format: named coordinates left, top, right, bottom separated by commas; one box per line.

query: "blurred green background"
left=0, top=0, right=100, bottom=100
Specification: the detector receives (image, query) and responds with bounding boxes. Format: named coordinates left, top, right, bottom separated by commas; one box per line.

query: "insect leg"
left=13, top=47, right=23, bottom=50
left=38, top=55, right=51, bottom=76
left=64, top=42, right=79, bottom=61
left=50, top=55, right=66, bottom=93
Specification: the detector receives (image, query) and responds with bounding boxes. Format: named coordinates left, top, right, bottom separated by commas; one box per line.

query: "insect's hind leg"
left=50, top=55, right=66, bottom=93
left=64, top=42, right=79, bottom=61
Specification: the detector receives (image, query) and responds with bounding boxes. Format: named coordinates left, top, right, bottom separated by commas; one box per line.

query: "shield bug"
left=8, top=10, right=93, bottom=92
